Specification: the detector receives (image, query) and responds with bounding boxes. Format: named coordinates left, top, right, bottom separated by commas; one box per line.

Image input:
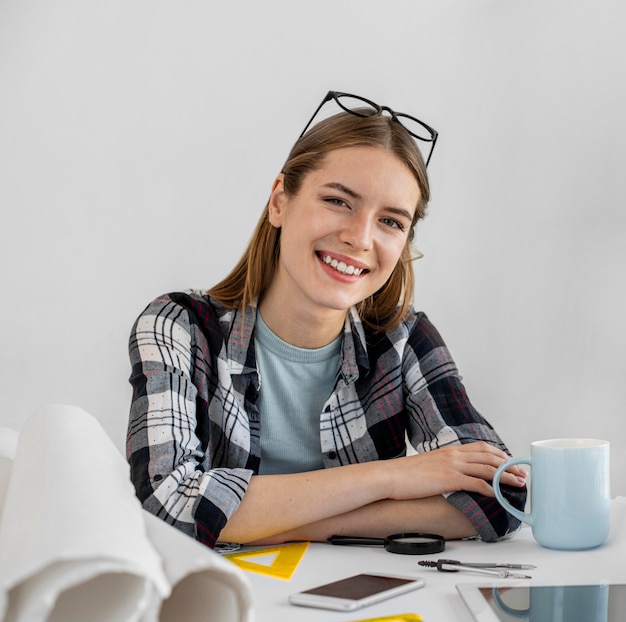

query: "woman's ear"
left=267, top=174, right=287, bottom=228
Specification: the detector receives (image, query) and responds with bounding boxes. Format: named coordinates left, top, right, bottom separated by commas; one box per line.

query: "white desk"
left=243, top=499, right=626, bottom=621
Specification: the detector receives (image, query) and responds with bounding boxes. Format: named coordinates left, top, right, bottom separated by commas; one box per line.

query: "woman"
left=127, top=91, right=527, bottom=548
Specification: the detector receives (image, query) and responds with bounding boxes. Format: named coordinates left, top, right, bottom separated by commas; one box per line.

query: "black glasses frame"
left=298, top=90, right=439, bottom=167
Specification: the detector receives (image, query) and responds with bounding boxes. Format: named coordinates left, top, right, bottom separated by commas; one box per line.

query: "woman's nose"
left=339, top=212, right=374, bottom=250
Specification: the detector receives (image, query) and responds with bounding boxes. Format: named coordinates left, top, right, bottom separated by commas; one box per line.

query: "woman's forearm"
left=218, top=442, right=525, bottom=544
left=249, top=496, right=477, bottom=546
left=218, top=461, right=389, bottom=544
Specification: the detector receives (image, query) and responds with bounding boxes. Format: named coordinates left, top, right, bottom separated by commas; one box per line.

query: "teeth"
left=322, top=254, right=364, bottom=276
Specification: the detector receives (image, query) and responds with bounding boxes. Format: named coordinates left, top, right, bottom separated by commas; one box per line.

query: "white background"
left=1, top=0, right=624, bottom=495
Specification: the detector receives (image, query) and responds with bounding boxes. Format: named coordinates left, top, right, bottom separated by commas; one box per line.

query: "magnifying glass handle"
left=327, top=535, right=386, bottom=546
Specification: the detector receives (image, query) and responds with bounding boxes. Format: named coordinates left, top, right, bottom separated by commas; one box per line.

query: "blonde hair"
left=208, top=110, right=430, bottom=331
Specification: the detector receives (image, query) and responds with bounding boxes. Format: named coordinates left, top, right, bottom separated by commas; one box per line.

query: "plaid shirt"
left=127, top=291, right=525, bottom=547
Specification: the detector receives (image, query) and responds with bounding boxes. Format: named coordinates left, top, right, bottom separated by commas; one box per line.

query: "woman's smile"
left=317, top=251, right=369, bottom=277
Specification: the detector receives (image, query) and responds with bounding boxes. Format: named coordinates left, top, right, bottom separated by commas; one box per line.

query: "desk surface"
left=242, top=499, right=626, bottom=621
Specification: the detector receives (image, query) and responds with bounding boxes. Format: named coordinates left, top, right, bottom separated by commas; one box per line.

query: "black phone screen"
left=301, top=574, right=415, bottom=601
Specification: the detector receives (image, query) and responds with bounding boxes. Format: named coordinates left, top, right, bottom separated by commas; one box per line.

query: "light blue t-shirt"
left=255, top=312, right=342, bottom=475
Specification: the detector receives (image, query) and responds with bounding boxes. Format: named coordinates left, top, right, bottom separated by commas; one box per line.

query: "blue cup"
left=493, top=438, right=610, bottom=550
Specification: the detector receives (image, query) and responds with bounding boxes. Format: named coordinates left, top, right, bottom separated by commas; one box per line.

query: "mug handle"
left=492, top=457, right=533, bottom=526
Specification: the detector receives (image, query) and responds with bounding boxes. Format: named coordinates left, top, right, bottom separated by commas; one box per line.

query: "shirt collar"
left=223, top=302, right=371, bottom=382
left=220, top=302, right=258, bottom=376
left=339, top=307, right=370, bottom=384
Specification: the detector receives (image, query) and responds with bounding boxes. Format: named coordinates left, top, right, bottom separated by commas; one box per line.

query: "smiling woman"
left=261, top=146, right=420, bottom=347
left=126, top=90, right=527, bottom=549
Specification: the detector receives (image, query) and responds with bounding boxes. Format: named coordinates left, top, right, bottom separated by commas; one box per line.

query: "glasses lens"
left=334, top=94, right=379, bottom=118
left=394, top=113, right=435, bottom=142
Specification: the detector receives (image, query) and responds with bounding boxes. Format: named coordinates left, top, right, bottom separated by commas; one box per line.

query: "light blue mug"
left=493, top=438, right=611, bottom=550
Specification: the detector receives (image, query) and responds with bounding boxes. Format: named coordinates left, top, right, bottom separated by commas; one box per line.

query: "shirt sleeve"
left=403, top=313, right=527, bottom=541
left=126, top=295, right=254, bottom=548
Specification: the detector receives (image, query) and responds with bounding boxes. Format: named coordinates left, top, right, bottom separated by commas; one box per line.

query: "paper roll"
left=0, top=405, right=252, bottom=622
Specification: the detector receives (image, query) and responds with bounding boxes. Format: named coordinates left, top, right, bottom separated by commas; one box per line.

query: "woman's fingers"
left=453, top=443, right=527, bottom=489
left=498, top=465, right=527, bottom=487
left=389, top=442, right=526, bottom=500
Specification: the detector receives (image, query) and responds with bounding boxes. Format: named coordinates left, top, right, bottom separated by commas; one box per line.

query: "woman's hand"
left=385, top=441, right=527, bottom=500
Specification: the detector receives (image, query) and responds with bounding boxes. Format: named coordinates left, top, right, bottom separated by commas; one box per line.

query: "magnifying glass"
left=328, top=533, right=445, bottom=555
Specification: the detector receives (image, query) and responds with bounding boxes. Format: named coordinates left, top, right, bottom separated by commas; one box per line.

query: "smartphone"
left=288, top=572, right=426, bottom=611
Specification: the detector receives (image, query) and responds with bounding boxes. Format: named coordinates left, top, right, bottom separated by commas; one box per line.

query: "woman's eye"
left=324, top=197, right=349, bottom=208
left=380, top=217, right=405, bottom=231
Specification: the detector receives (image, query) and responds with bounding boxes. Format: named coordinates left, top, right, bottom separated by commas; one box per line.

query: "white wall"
left=1, top=0, right=625, bottom=495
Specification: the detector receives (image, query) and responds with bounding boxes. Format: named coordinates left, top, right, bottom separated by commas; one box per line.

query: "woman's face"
left=266, top=146, right=421, bottom=322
